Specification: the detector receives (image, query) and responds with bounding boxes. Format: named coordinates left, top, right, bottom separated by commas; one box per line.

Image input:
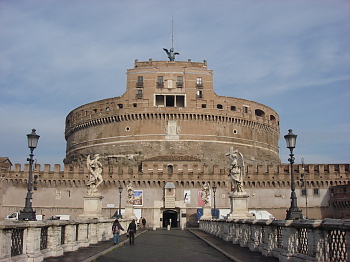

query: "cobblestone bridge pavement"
left=44, top=229, right=279, bottom=262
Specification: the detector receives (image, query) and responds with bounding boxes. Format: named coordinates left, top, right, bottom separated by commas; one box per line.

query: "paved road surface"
left=97, top=230, right=231, bottom=262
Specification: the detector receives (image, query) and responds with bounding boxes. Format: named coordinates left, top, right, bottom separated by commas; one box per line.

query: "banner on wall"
left=197, top=189, right=211, bottom=207
left=184, top=190, right=191, bottom=204
left=198, top=190, right=205, bottom=207
left=131, top=190, right=143, bottom=206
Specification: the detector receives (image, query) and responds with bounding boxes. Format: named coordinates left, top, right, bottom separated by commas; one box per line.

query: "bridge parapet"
left=199, top=218, right=349, bottom=262
left=0, top=218, right=132, bottom=261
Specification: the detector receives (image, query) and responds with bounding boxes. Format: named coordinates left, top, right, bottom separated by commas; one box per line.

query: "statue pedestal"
left=78, top=195, right=105, bottom=219
left=124, top=204, right=137, bottom=219
left=227, top=193, right=254, bottom=220
left=200, top=206, right=212, bottom=220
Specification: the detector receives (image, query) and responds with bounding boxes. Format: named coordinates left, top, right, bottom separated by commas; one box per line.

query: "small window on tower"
left=137, top=76, right=143, bottom=88
left=196, top=77, right=203, bottom=88
left=156, top=95, right=165, bottom=106
left=157, top=76, right=164, bottom=88
left=255, top=109, right=265, bottom=117
left=136, top=89, right=143, bottom=99
left=177, top=76, right=183, bottom=88
left=217, top=104, right=223, bottom=109
left=231, top=106, right=236, bottom=111
left=243, top=106, right=248, bottom=114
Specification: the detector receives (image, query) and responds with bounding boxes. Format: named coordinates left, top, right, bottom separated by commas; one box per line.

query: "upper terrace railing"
left=65, top=107, right=280, bottom=139
left=0, top=218, right=131, bottom=262
left=199, top=218, right=349, bottom=262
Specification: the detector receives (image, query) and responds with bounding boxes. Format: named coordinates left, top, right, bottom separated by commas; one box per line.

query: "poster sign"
left=197, top=189, right=211, bottom=207
left=184, top=190, right=191, bottom=204
left=198, top=190, right=205, bottom=207
left=131, top=190, right=143, bottom=206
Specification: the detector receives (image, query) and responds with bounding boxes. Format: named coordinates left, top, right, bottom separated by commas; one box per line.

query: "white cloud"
left=0, top=0, right=349, bottom=165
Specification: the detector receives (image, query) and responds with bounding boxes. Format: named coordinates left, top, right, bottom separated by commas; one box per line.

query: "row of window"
left=69, top=104, right=276, bottom=123
left=301, top=188, right=320, bottom=196
left=77, top=100, right=277, bottom=120
left=136, top=76, right=203, bottom=88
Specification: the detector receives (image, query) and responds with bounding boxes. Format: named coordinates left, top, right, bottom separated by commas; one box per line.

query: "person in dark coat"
left=112, top=219, right=124, bottom=244
left=142, top=217, right=146, bottom=229
left=127, top=219, right=137, bottom=245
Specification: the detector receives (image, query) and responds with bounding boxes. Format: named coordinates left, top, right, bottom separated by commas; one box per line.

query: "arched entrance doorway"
left=162, top=210, right=178, bottom=228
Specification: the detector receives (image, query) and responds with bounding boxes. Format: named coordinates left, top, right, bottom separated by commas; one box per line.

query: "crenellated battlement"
left=7, top=164, right=350, bottom=175
left=6, top=163, right=349, bottom=175
left=2, top=163, right=349, bottom=189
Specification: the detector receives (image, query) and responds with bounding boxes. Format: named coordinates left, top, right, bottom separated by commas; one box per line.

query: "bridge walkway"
left=43, top=229, right=279, bottom=262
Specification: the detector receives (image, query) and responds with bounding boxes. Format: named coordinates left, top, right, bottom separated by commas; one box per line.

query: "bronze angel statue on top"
left=163, top=47, right=179, bottom=61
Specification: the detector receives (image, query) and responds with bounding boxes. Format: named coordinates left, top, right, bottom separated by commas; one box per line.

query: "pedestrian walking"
left=142, top=217, right=146, bottom=229
left=112, top=219, right=124, bottom=245
left=138, top=217, right=142, bottom=226
left=127, top=219, right=137, bottom=245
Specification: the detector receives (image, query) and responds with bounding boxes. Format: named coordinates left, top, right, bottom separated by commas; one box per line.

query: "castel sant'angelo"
left=1, top=48, right=349, bottom=226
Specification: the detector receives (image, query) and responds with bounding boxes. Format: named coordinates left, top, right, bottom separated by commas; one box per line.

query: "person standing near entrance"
left=142, top=217, right=146, bottom=229
left=112, top=219, right=124, bottom=245
left=127, top=219, right=137, bottom=245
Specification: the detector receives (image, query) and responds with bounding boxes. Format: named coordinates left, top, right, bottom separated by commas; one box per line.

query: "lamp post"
left=212, top=186, right=217, bottom=219
left=111, top=185, right=123, bottom=219
left=284, top=129, right=303, bottom=220
left=19, top=129, right=40, bottom=221
left=301, top=158, right=308, bottom=219
left=117, top=185, right=123, bottom=219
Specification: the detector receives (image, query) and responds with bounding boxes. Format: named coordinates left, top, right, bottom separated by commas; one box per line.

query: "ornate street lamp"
left=117, top=185, right=123, bottom=219
left=19, top=129, right=40, bottom=221
left=284, top=129, right=303, bottom=220
left=212, top=185, right=217, bottom=219
left=111, top=185, right=123, bottom=219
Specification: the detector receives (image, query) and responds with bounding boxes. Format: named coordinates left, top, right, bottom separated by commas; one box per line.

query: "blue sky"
left=0, top=0, right=349, bottom=166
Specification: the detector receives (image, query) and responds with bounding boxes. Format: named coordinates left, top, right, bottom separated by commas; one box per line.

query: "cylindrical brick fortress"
left=64, top=59, right=280, bottom=168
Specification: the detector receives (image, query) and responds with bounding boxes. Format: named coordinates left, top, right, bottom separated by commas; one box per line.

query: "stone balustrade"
left=199, top=218, right=349, bottom=262
left=0, top=218, right=131, bottom=262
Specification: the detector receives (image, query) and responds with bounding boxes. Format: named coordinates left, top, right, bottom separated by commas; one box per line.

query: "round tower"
left=64, top=59, right=280, bottom=168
